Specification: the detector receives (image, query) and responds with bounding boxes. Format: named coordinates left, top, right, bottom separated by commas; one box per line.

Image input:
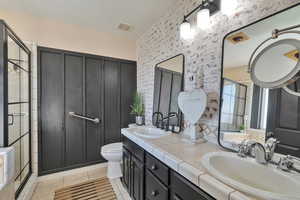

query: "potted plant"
left=131, top=92, right=144, bottom=126
left=239, top=124, right=245, bottom=133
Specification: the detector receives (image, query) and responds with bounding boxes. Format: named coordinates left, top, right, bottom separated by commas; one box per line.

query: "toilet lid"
left=101, top=143, right=122, bottom=153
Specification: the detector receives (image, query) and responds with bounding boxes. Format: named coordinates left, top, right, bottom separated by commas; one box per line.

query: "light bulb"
left=197, top=8, right=210, bottom=29
left=222, top=0, right=238, bottom=15
left=180, top=20, right=192, bottom=39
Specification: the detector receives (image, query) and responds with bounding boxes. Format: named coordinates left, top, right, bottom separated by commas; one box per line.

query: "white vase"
left=136, top=116, right=143, bottom=126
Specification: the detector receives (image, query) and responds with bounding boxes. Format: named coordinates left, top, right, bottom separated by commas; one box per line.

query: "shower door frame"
left=0, top=20, right=32, bottom=198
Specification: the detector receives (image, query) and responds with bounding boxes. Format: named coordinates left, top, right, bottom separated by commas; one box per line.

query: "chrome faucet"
left=238, top=137, right=280, bottom=165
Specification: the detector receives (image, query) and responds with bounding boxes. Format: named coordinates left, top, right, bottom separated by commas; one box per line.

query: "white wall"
left=136, top=0, right=299, bottom=142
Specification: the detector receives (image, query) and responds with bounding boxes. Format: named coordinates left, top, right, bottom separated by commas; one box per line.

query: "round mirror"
left=251, top=39, right=300, bottom=89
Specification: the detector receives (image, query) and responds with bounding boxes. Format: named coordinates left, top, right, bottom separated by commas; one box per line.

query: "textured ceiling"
left=0, top=0, right=176, bottom=40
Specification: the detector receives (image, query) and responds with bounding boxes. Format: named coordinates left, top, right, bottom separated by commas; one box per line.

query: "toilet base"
left=107, top=161, right=122, bottom=179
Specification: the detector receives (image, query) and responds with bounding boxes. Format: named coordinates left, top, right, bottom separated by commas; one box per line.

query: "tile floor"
left=31, top=167, right=131, bottom=200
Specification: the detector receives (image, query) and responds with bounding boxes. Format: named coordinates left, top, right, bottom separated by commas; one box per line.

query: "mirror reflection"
left=153, top=54, right=184, bottom=132
left=220, top=5, right=300, bottom=158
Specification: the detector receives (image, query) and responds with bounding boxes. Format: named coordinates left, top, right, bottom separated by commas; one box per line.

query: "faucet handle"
left=238, top=140, right=255, bottom=157
left=238, top=143, right=247, bottom=157
left=287, top=155, right=300, bottom=163
left=278, top=155, right=295, bottom=171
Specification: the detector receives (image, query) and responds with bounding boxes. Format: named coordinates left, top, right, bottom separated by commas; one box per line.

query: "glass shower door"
left=7, top=31, right=31, bottom=194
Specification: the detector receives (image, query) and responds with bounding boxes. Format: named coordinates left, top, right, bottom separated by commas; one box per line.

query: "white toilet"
left=101, top=142, right=123, bottom=179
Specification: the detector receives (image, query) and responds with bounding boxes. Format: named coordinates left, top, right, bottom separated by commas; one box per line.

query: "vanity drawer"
left=146, top=169, right=168, bottom=200
left=123, top=136, right=144, bottom=162
left=146, top=153, right=169, bottom=185
left=170, top=171, right=215, bottom=200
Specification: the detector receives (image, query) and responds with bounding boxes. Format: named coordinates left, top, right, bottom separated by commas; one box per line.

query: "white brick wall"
left=136, top=0, right=299, bottom=142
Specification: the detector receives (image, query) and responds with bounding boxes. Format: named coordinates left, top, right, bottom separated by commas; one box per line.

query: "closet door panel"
left=159, top=72, right=172, bottom=117
left=40, top=50, right=64, bottom=172
left=65, top=54, right=85, bottom=166
left=121, top=62, right=136, bottom=128
left=85, top=57, right=104, bottom=162
left=104, top=60, right=120, bottom=144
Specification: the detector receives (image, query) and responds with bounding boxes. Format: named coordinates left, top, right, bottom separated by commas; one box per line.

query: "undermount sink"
left=127, top=126, right=170, bottom=139
left=201, top=152, right=300, bottom=200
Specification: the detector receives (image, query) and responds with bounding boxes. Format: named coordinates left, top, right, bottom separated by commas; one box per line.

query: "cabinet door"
left=170, top=171, right=215, bottom=200
left=131, top=156, right=144, bottom=200
left=122, top=147, right=131, bottom=192
left=145, top=169, right=168, bottom=200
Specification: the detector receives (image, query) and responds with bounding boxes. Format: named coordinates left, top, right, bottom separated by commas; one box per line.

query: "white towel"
left=0, top=147, right=15, bottom=190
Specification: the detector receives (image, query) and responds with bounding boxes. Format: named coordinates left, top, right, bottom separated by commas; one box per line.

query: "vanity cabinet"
left=145, top=169, right=168, bottom=200
left=122, top=137, right=145, bottom=200
left=122, top=136, right=215, bottom=200
left=131, top=156, right=144, bottom=200
left=170, top=171, right=215, bottom=200
left=122, top=147, right=131, bottom=190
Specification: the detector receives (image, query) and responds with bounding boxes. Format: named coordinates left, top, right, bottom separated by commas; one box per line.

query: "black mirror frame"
left=218, top=2, right=300, bottom=151
left=153, top=54, right=185, bottom=132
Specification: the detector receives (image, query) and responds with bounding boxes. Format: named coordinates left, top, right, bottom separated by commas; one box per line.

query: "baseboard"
left=37, top=162, right=108, bottom=182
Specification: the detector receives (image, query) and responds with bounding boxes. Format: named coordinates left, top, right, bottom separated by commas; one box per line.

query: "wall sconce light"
left=197, top=8, right=210, bottom=29
left=180, top=0, right=220, bottom=39
left=180, top=18, right=192, bottom=39
left=221, top=0, right=237, bottom=15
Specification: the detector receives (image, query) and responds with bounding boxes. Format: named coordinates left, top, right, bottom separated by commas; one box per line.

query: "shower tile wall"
left=31, top=44, right=38, bottom=175
left=136, top=0, right=299, bottom=142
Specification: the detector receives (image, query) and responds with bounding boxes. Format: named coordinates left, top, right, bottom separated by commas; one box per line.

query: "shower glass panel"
left=0, top=20, right=31, bottom=197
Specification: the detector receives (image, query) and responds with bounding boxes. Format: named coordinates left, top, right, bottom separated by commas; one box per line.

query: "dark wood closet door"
left=39, top=47, right=136, bottom=175
left=65, top=54, right=85, bottom=166
left=267, top=88, right=300, bottom=157
left=121, top=62, right=136, bottom=128
left=159, top=72, right=172, bottom=117
left=85, top=57, right=104, bottom=162
left=39, top=49, right=65, bottom=173
left=104, top=59, right=121, bottom=144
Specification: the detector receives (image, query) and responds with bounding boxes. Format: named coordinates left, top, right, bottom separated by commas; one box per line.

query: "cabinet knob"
left=151, top=190, right=158, bottom=196
left=151, top=165, right=157, bottom=170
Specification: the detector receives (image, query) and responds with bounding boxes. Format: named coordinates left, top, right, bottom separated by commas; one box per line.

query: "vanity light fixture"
left=197, top=8, right=210, bottom=29
left=180, top=0, right=220, bottom=39
left=221, top=0, right=238, bottom=15
left=180, top=18, right=192, bottom=39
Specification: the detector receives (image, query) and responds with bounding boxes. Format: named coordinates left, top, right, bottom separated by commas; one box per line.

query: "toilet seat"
left=101, top=143, right=122, bottom=153
left=100, top=142, right=123, bottom=179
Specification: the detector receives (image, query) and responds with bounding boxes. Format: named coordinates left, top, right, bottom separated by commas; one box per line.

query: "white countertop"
left=121, top=128, right=258, bottom=200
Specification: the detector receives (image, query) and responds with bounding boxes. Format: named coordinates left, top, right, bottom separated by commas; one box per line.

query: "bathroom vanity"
left=121, top=127, right=300, bottom=200
left=121, top=133, right=215, bottom=200
left=121, top=127, right=255, bottom=200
